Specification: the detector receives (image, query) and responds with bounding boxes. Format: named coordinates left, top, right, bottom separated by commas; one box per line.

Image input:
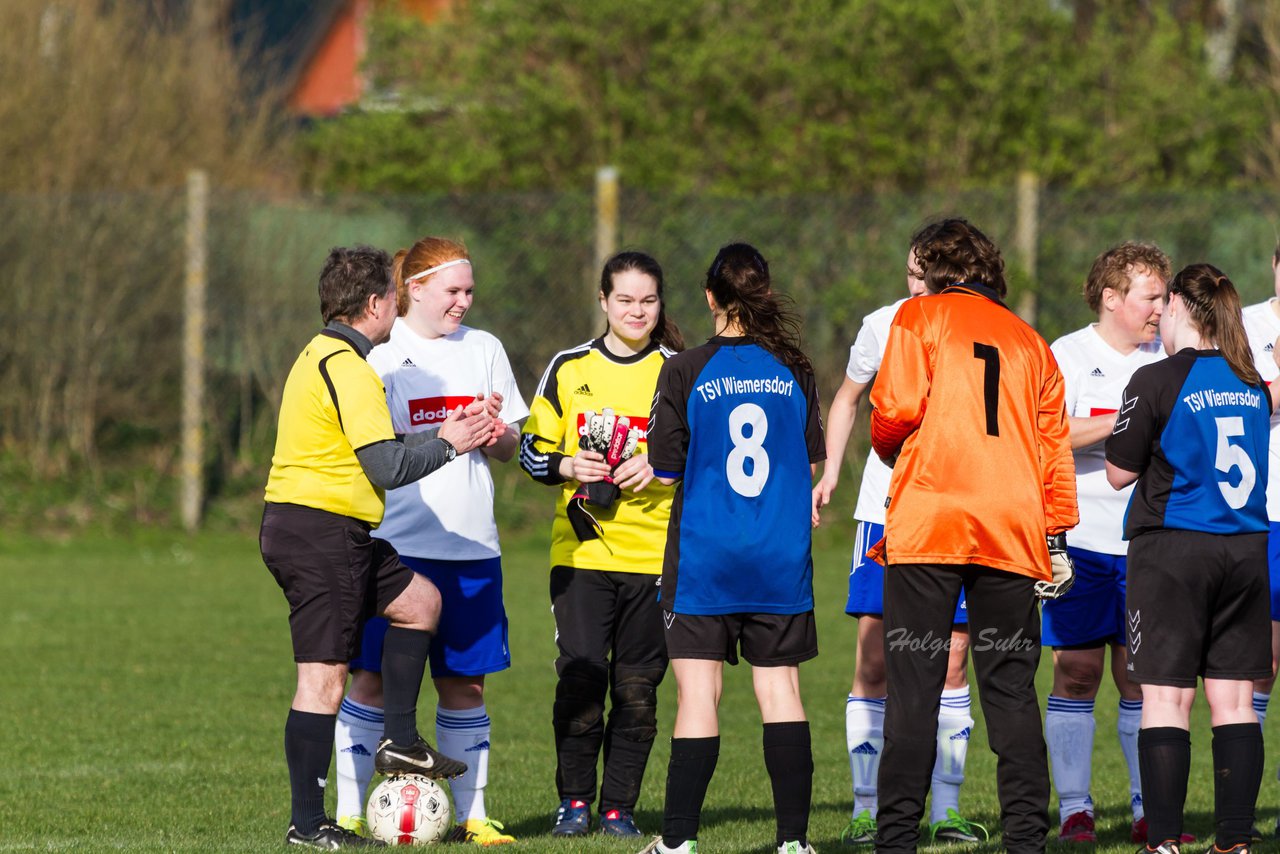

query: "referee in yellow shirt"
left=260, top=245, right=502, bottom=849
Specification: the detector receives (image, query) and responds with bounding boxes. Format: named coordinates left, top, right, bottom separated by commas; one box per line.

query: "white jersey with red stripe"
left=848, top=298, right=908, bottom=525
left=1050, top=324, right=1164, bottom=554
left=1243, top=298, right=1280, bottom=521
left=369, top=318, right=530, bottom=559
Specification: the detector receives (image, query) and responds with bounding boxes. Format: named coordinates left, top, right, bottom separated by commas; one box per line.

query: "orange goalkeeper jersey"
left=869, top=284, right=1077, bottom=579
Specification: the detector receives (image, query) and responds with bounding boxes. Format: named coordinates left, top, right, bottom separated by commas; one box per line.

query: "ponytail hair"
left=601, top=251, right=684, bottom=352
left=392, top=236, right=470, bottom=317
left=1168, top=263, right=1262, bottom=388
left=705, top=243, right=812, bottom=374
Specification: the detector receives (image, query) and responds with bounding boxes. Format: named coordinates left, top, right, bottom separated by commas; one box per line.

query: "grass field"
left=1, top=475, right=1272, bottom=852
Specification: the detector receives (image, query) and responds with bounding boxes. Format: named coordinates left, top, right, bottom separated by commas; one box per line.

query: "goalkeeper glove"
left=1034, top=533, right=1075, bottom=600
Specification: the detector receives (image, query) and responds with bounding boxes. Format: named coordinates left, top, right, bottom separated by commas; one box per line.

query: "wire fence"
left=3, top=179, right=1279, bottom=505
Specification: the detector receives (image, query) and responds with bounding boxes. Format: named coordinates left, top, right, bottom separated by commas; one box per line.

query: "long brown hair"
left=600, top=251, right=684, bottom=351
left=1168, top=263, right=1262, bottom=387
left=705, top=243, right=811, bottom=373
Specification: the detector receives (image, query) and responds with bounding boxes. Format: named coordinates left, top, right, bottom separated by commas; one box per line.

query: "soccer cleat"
left=1060, top=811, right=1097, bottom=843
left=600, top=809, right=643, bottom=837
left=374, top=736, right=467, bottom=779
left=461, top=817, right=515, bottom=845
left=1138, top=843, right=1181, bottom=854
left=286, top=819, right=386, bottom=848
left=778, top=842, right=816, bottom=854
left=552, top=799, right=591, bottom=836
left=930, top=808, right=990, bottom=843
left=335, top=815, right=368, bottom=838
left=840, top=810, right=877, bottom=845
left=639, top=837, right=697, bottom=854
left=1132, top=817, right=1197, bottom=844
left=1205, top=845, right=1250, bottom=854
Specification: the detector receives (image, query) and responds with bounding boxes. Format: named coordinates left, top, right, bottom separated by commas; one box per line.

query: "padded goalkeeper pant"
left=550, top=565, right=668, bottom=812
left=877, top=563, right=1049, bottom=854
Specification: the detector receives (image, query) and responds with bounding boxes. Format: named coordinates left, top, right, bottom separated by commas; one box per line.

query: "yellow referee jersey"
left=265, top=329, right=396, bottom=524
left=521, top=339, right=675, bottom=574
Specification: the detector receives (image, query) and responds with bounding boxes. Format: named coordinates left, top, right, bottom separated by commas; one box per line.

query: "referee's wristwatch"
left=438, top=437, right=457, bottom=462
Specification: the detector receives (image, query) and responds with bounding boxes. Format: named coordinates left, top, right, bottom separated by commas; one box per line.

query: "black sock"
left=285, top=709, right=335, bottom=834
left=763, top=721, right=813, bottom=847
left=381, top=626, right=432, bottom=745
left=1139, top=726, right=1191, bottom=847
left=662, top=736, right=719, bottom=848
left=1212, top=723, right=1264, bottom=848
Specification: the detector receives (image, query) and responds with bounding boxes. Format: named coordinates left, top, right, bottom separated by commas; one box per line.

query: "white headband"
left=405, top=258, right=471, bottom=284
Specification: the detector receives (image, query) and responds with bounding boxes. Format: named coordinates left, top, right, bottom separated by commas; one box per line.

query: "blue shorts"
left=350, top=555, right=511, bottom=678
left=1269, top=522, right=1280, bottom=622
left=1041, top=546, right=1126, bottom=648
left=845, top=521, right=968, bottom=624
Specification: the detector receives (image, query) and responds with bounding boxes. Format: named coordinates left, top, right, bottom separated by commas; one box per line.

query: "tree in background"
left=0, top=2, right=290, bottom=472
left=301, top=0, right=1258, bottom=194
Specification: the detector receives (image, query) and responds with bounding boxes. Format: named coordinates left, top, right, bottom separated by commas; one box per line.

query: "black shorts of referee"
left=260, top=502, right=415, bottom=663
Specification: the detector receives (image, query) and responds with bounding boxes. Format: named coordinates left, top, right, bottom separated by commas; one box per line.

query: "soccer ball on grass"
left=367, top=774, right=452, bottom=845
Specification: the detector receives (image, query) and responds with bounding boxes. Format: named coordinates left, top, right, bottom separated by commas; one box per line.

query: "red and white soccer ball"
left=367, top=775, right=452, bottom=845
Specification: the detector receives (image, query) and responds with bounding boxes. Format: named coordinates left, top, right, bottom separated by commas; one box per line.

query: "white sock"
left=335, top=696, right=383, bottom=820
left=930, top=686, right=974, bottom=823
left=1117, top=698, right=1143, bottom=819
left=1254, top=691, right=1270, bottom=726
left=437, top=705, right=491, bottom=823
left=1045, top=696, right=1095, bottom=825
left=846, top=695, right=885, bottom=818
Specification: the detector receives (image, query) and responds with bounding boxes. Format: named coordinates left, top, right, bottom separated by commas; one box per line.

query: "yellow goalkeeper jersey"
left=520, top=338, right=675, bottom=574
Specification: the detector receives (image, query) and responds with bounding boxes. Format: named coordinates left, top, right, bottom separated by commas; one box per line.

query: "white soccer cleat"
left=778, top=842, right=816, bottom=854
left=639, top=836, right=697, bottom=854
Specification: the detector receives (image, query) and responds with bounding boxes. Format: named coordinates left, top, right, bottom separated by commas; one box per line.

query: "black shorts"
left=662, top=610, right=817, bottom=666
left=1126, top=528, right=1270, bottom=687
left=260, top=502, right=415, bottom=663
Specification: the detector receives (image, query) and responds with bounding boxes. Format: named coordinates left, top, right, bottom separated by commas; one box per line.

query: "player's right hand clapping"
left=438, top=403, right=497, bottom=455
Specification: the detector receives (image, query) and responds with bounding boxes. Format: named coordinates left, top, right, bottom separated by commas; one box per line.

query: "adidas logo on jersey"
left=401, top=357, right=416, bottom=367
left=341, top=744, right=372, bottom=756
left=1267, top=343, right=1275, bottom=353
left=1090, top=367, right=1104, bottom=377
left=574, top=383, right=593, bottom=395
left=850, top=741, right=879, bottom=756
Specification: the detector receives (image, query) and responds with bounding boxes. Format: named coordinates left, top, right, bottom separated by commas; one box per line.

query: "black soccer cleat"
left=286, top=819, right=386, bottom=848
left=374, top=736, right=468, bottom=779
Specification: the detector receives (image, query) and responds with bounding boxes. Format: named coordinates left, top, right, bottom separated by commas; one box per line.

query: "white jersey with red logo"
left=1050, top=324, right=1164, bottom=554
left=369, top=319, right=530, bottom=559
left=1243, top=298, right=1280, bottom=520
left=849, top=298, right=907, bottom=524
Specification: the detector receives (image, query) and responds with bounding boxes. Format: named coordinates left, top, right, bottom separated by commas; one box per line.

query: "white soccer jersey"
left=370, top=319, right=530, bottom=559
left=1243, top=298, right=1280, bottom=521
left=849, top=298, right=908, bottom=524
left=1050, top=325, right=1164, bottom=554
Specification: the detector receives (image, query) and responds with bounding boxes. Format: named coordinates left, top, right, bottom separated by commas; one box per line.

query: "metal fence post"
left=593, top=166, right=619, bottom=327
left=1015, top=170, right=1039, bottom=326
left=181, top=169, right=208, bottom=533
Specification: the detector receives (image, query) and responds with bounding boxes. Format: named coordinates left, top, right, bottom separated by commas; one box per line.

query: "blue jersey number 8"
left=727, top=403, right=770, bottom=497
